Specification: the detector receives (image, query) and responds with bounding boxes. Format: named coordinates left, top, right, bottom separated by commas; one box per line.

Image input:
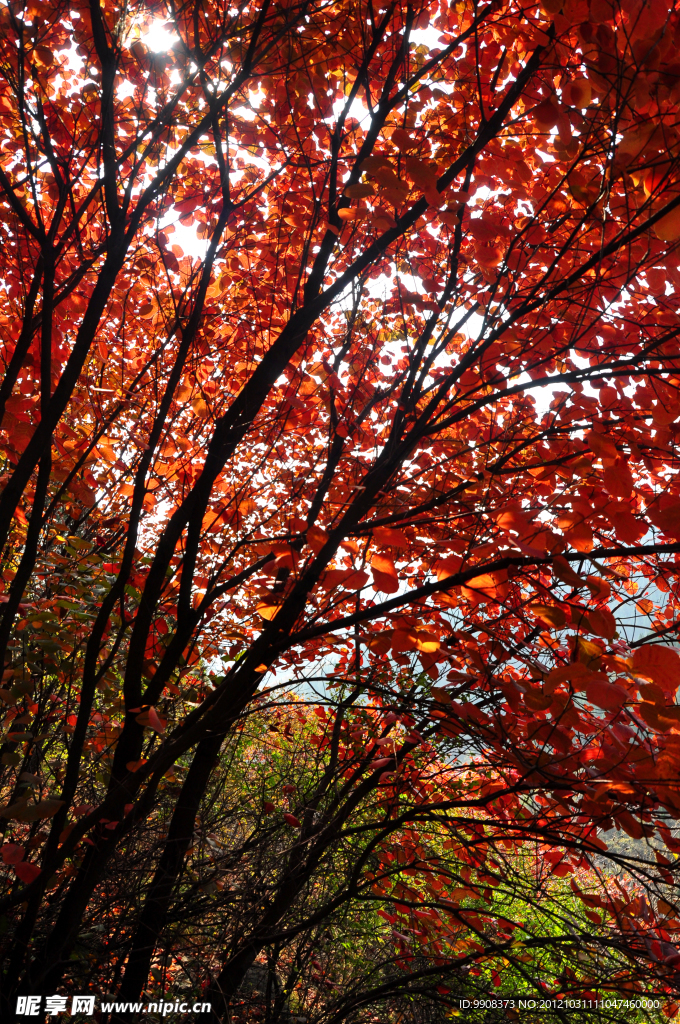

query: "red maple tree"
left=1, top=0, right=680, bottom=1019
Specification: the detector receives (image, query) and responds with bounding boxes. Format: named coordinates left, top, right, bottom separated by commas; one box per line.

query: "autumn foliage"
left=3, top=0, right=680, bottom=1018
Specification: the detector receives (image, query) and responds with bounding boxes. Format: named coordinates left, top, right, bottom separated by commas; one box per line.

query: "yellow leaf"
left=191, top=397, right=210, bottom=418
left=416, top=630, right=441, bottom=653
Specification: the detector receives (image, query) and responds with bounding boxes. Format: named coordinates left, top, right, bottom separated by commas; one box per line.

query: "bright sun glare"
left=140, top=21, right=178, bottom=53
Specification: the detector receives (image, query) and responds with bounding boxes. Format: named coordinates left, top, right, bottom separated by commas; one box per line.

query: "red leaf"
left=371, top=552, right=397, bottom=578
left=371, top=553, right=398, bottom=593
left=320, top=568, right=369, bottom=590
left=632, top=645, right=680, bottom=693
left=1, top=842, right=24, bottom=865
left=532, top=98, right=559, bottom=128
left=373, top=526, right=409, bottom=548
left=147, top=707, right=166, bottom=734
left=307, top=526, right=328, bottom=554
left=584, top=606, right=617, bottom=640
left=616, top=810, right=645, bottom=840
left=648, top=500, right=680, bottom=538
left=14, top=861, right=40, bottom=883
left=371, top=569, right=398, bottom=593
left=586, top=576, right=610, bottom=603
left=606, top=508, right=644, bottom=544
left=603, top=459, right=634, bottom=499
left=586, top=429, right=618, bottom=460
left=564, top=521, right=594, bottom=553
left=433, top=555, right=463, bottom=581
left=585, top=680, right=628, bottom=711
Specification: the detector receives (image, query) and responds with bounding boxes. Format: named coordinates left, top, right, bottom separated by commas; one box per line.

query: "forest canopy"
left=2, top=0, right=680, bottom=1021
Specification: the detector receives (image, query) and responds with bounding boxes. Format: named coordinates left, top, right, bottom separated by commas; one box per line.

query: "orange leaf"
left=530, top=604, right=566, bottom=629
left=416, top=631, right=440, bottom=653
left=337, top=207, right=368, bottom=221
left=307, top=526, right=328, bottom=554
left=652, top=399, right=680, bottom=427
left=2, top=799, right=65, bottom=822
left=463, top=573, right=508, bottom=603
left=34, top=45, right=55, bottom=68
left=586, top=576, right=610, bottom=603
left=391, top=629, right=418, bottom=652
left=496, top=503, right=531, bottom=533
left=283, top=213, right=306, bottom=229
left=256, top=601, right=282, bottom=621
left=658, top=706, right=680, bottom=726
left=371, top=552, right=397, bottom=579
left=654, top=205, right=680, bottom=242
left=616, top=810, right=645, bottom=840
left=547, top=662, right=589, bottom=686
left=552, top=555, right=583, bottom=588
left=524, top=690, right=553, bottom=710
left=643, top=677, right=675, bottom=704
left=344, top=183, right=374, bottom=199
left=564, top=521, right=594, bottom=552
left=433, top=555, right=462, bottom=581
left=359, top=155, right=391, bottom=174
left=391, top=127, right=416, bottom=152
left=320, top=568, right=368, bottom=590
left=638, top=702, right=667, bottom=731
